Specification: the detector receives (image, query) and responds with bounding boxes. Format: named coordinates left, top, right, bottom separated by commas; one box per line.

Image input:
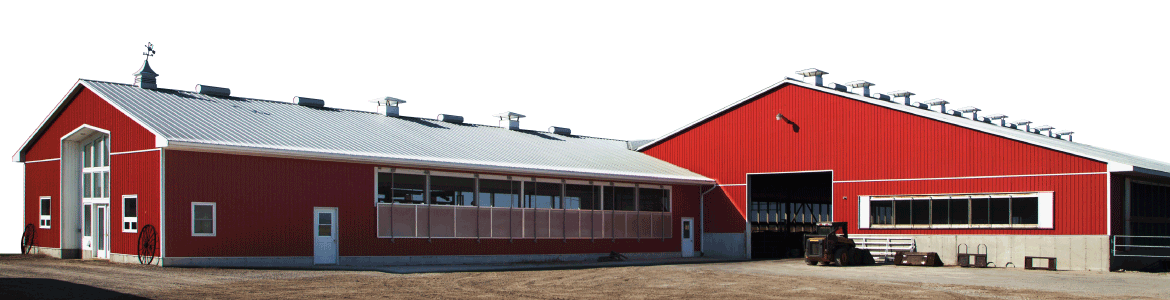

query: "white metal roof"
left=15, top=80, right=714, bottom=185
left=635, top=78, right=1170, bottom=178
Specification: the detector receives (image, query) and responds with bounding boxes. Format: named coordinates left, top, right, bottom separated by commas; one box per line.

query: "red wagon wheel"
left=137, top=224, right=158, bottom=265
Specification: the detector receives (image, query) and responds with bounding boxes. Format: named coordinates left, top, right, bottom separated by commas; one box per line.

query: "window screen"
left=611, top=187, right=636, bottom=211
left=894, top=201, right=911, bottom=225
left=870, top=201, right=892, bottom=225
left=638, top=188, right=664, bottom=212
left=931, top=199, right=949, bottom=225
left=949, top=198, right=968, bottom=225
left=391, top=174, right=426, bottom=204
left=970, top=198, right=990, bottom=225
left=911, top=199, right=930, bottom=225
left=989, top=197, right=1011, bottom=225
left=479, top=179, right=520, bottom=207
left=430, top=175, right=475, bottom=206
left=1011, top=197, right=1039, bottom=224
left=193, top=203, right=215, bottom=235
left=565, top=184, right=598, bottom=210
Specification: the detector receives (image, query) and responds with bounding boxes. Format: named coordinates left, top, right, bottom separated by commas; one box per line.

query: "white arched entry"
left=60, top=124, right=111, bottom=259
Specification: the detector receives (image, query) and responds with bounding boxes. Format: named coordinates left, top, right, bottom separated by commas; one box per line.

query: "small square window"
left=192, top=202, right=216, bottom=236
left=39, top=197, right=51, bottom=229
left=123, top=196, right=138, bottom=233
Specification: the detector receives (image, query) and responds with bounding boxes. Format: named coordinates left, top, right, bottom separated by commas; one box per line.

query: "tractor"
left=804, top=222, right=859, bottom=266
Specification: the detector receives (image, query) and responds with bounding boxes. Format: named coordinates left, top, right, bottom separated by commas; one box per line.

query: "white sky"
left=2, top=1, right=1168, bottom=254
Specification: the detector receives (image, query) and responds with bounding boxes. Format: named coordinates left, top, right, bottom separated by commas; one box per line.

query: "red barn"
left=17, top=62, right=1169, bottom=271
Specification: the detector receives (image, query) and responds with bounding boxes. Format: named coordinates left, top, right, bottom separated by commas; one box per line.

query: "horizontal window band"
left=375, top=236, right=672, bottom=240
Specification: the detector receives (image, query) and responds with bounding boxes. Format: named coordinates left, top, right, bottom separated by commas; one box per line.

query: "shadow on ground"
left=0, top=278, right=147, bottom=300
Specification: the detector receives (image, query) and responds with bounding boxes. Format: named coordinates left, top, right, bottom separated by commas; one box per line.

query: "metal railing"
left=851, top=237, right=915, bottom=262
left=1112, top=235, right=1170, bottom=258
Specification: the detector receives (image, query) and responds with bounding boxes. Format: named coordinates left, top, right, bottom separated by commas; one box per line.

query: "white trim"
left=191, top=202, right=216, bottom=237
left=162, top=140, right=714, bottom=185
left=612, top=182, right=636, bottom=188
left=160, top=149, right=166, bottom=261
left=858, top=196, right=871, bottom=229
left=121, top=195, right=138, bottom=233
left=1038, top=192, right=1055, bottom=229
left=429, top=170, right=474, bottom=178
left=478, top=174, right=509, bottom=181
left=110, top=148, right=160, bottom=156
left=61, top=124, right=111, bottom=142
left=394, top=168, right=426, bottom=175
left=24, top=158, right=61, bottom=164
left=564, top=179, right=590, bottom=185
left=535, top=177, right=562, bottom=184
left=718, top=184, right=745, bottom=187
left=39, top=196, right=52, bottom=229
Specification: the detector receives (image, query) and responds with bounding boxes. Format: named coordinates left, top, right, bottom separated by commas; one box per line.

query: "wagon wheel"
left=20, top=224, right=35, bottom=254
left=137, top=224, right=158, bottom=265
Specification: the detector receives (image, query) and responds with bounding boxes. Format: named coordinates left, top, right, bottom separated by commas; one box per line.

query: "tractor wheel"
left=835, top=249, right=851, bottom=267
left=805, top=260, right=818, bottom=266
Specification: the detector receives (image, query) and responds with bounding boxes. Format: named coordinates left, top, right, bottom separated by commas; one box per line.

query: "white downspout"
left=699, top=185, right=719, bottom=256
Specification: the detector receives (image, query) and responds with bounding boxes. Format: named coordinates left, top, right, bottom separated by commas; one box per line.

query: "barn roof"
left=635, top=78, right=1170, bottom=178
left=16, top=79, right=713, bottom=185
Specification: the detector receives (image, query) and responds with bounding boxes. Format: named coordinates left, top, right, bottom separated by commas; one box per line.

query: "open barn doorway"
left=748, top=171, right=833, bottom=259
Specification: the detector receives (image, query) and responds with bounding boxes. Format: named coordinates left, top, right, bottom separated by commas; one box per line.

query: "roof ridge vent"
left=796, top=68, right=828, bottom=86
left=494, top=111, right=525, bottom=130
left=984, top=114, right=1009, bottom=126
left=1013, top=120, right=1033, bottom=131
left=436, top=114, right=464, bottom=124
left=888, top=90, right=915, bottom=106
left=1033, top=125, right=1055, bottom=136
left=825, top=82, right=848, bottom=92
left=195, top=84, right=230, bottom=97
left=845, top=80, right=875, bottom=97
left=924, top=99, right=949, bottom=114
left=955, top=106, right=981, bottom=121
left=369, top=96, right=406, bottom=116
left=1055, top=130, right=1075, bottom=141
left=549, top=126, right=571, bottom=135
left=294, top=96, right=325, bottom=108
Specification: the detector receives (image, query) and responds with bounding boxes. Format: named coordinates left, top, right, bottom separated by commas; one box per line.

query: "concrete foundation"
left=851, top=234, right=1110, bottom=271
left=703, top=233, right=747, bottom=259
left=163, top=252, right=682, bottom=267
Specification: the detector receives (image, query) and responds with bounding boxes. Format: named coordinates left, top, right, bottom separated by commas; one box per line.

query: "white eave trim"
left=163, top=140, right=715, bottom=186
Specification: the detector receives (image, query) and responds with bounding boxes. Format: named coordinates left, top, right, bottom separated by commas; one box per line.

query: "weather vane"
left=143, top=42, right=156, bottom=60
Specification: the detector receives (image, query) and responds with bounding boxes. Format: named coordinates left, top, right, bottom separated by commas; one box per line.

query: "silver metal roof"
left=75, top=80, right=712, bottom=185
left=635, top=78, right=1170, bottom=178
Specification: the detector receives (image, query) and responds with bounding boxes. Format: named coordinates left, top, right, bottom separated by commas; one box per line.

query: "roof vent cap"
left=845, top=80, right=875, bottom=97
left=796, top=68, right=828, bottom=86
left=436, top=114, right=464, bottom=124
left=294, top=96, right=325, bottom=108
left=195, top=84, right=230, bottom=97
left=1055, top=130, right=1075, bottom=141
left=549, top=126, right=571, bottom=135
left=825, top=82, right=848, bottom=92
left=369, top=96, right=406, bottom=116
left=923, top=99, right=949, bottom=113
left=494, top=111, right=525, bottom=130
left=1013, top=119, right=1033, bottom=131
left=1033, top=125, right=1055, bottom=136
left=984, top=113, right=1009, bottom=126
left=888, top=90, right=915, bottom=105
left=955, top=106, right=982, bottom=120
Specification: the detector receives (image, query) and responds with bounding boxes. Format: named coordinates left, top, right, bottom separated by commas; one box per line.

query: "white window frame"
left=859, top=192, right=1054, bottom=230
left=192, top=202, right=217, bottom=237
left=122, top=195, right=138, bottom=233
left=39, top=196, right=51, bottom=229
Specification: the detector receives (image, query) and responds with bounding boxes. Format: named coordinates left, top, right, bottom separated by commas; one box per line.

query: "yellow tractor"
left=804, top=222, right=859, bottom=266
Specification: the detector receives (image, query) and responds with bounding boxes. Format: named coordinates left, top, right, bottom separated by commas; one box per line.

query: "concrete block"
left=1071, top=236, right=1087, bottom=271
left=1086, top=236, right=1105, bottom=271
left=1055, top=237, right=1072, bottom=270
left=1026, top=236, right=1041, bottom=264
left=1040, top=236, right=1055, bottom=258
left=1011, top=236, right=1026, bottom=268
left=995, top=236, right=1012, bottom=268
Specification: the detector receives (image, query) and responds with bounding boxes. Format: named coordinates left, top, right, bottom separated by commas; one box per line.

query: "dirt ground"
left=0, top=255, right=1165, bottom=300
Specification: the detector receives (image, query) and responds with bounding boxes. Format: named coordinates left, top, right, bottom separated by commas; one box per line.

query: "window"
left=430, top=175, right=475, bottom=206
left=192, top=202, right=216, bottom=236
left=638, top=187, right=671, bottom=212
left=122, top=196, right=138, bottom=232
left=83, top=204, right=92, bottom=237
left=479, top=179, right=520, bottom=207
left=861, top=192, right=1051, bottom=229
left=82, top=136, right=110, bottom=200
left=39, top=197, right=51, bottom=228
left=606, top=186, right=636, bottom=211
left=523, top=181, right=562, bottom=209
left=377, top=173, right=425, bottom=204
left=565, top=184, right=600, bottom=210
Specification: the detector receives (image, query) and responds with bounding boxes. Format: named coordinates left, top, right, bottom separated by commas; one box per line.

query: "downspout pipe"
left=699, top=184, right=720, bottom=256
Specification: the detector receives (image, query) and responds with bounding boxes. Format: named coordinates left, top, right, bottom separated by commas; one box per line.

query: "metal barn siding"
left=23, top=87, right=157, bottom=161
left=164, top=150, right=700, bottom=258
left=109, top=150, right=160, bottom=255
left=25, top=161, right=61, bottom=248
left=643, top=84, right=1108, bottom=235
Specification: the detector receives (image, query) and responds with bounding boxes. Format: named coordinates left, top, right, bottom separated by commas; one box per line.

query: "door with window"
left=314, top=208, right=338, bottom=264
left=681, top=218, right=694, bottom=257
left=95, top=204, right=110, bottom=259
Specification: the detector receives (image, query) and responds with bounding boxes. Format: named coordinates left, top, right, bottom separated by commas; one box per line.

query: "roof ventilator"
left=1013, top=120, right=1033, bottom=131
left=1055, top=130, right=1075, bottom=141
left=549, top=126, right=571, bottom=135
left=825, top=82, right=848, bottom=91
left=955, top=106, right=981, bottom=121
left=796, top=68, right=828, bottom=86
left=924, top=99, right=949, bottom=114
left=1033, top=125, right=1055, bottom=136
left=134, top=42, right=159, bottom=89
left=845, top=80, right=875, bottom=96
left=294, top=96, right=325, bottom=108
left=436, top=114, right=464, bottom=124
left=195, top=84, right=230, bottom=97
left=888, top=90, right=915, bottom=106
left=369, top=96, right=407, bottom=116
left=984, top=114, right=1008, bottom=126
left=494, top=111, right=525, bottom=130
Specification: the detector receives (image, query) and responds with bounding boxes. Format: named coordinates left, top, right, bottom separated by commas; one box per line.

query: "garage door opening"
left=748, top=171, right=833, bottom=259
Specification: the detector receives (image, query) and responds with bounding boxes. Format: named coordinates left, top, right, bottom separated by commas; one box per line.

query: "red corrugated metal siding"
left=24, top=88, right=157, bottom=161
left=644, top=84, right=1109, bottom=235
left=25, top=161, right=60, bottom=248
left=21, top=86, right=159, bottom=251
left=109, top=151, right=160, bottom=255
left=164, top=150, right=701, bottom=257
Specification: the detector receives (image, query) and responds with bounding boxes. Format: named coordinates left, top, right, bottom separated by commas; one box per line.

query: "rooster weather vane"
left=143, top=42, right=156, bottom=60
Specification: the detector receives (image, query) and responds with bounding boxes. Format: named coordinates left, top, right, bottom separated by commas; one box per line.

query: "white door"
left=313, top=208, right=338, bottom=265
left=681, top=218, right=695, bottom=257
left=95, top=205, right=109, bottom=259
left=82, top=204, right=92, bottom=255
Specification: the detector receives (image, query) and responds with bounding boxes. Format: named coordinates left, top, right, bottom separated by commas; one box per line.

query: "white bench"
left=851, top=237, right=915, bottom=263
